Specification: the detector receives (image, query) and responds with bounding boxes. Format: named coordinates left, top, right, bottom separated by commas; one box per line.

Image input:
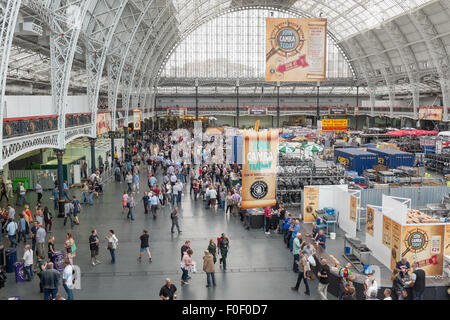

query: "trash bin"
left=14, top=261, right=25, bottom=283
left=344, top=246, right=351, bottom=255
left=5, top=249, right=17, bottom=273
left=0, top=245, right=5, bottom=267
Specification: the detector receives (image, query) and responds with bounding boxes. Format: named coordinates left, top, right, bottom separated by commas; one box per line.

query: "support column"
left=56, top=150, right=65, bottom=217
left=356, top=86, right=359, bottom=107
left=124, top=127, right=128, bottom=161
left=110, top=133, right=115, bottom=163
left=369, top=89, right=376, bottom=117
left=316, top=82, right=320, bottom=127
left=90, top=138, right=96, bottom=173
left=277, top=82, right=280, bottom=128
left=236, top=81, right=240, bottom=128
left=195, top=79, right=199, bottom=121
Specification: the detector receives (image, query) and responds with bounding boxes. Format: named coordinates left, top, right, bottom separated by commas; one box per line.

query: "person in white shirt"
left=23, top=244, right=34, bottom=281
left=364, top=271, right=378, bottom=299
left=150, top=192, right=159, bottom=218
left=209, top=187, right=217, bottom=209
left=383, top=288, right=393, bottom=300
left=6, top=218, right=18, bottom=247
left=7, top=205, right=15, bottom=220
left=62, top=259, right=74, bottom=300
left=172, top=181, right=182, bottom=206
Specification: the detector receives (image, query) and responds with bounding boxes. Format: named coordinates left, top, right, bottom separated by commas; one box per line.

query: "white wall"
left=365, top=205, right=391, bottom=270
left=4, top=95, right=89, bottom=118
left=382, top=194, right=407, bottom=225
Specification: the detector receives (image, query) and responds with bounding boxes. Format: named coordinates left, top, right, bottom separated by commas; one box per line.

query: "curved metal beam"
left=0, top=0, right=22, bottom=166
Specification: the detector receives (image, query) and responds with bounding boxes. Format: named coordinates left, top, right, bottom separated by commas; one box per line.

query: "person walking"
left=181, top=248, right=194, bottom=285
left=71, top=196, right=81, bottom=225
left=317, top=258, right=330, bottom=300
left=292, top=233, right=304, bottom=273
left=64, top=233, right=76, bottom=265
left=89, top=229, right=100, bottom=266
left=133, top=173, right=140, bottom=193
left=62, top=259, right=74, bottom=300
left=17, top=213, right=28, bottom=244
left=125, top=172, right=133, bottom=193
left=106, top=230, right=118, bottom=264
left=35, top=223, right=47, bottom=258
left=142, top=192, right=150, bottom=215
left=23, top=244, right=34, bottom=281
left=218, top=233, right=230, bottom=271
left=170, top=206, right=182, bottom=234
left=41, top=262, right=60, bottom=300
left=121, top=191, right=128, bottom=215
left=290, top=250, right=310, bottom=295
left=48, top=236, right=56, bottom=260
left=150, top=192, right=159, bottom=219
left=43, top=206, right=52, bottom=233
left=207, top=238, right=217, bottom=264
left=203, top=250, right=216, bottom=287
left=159, top=278, right=177, bottom=300
left=137, top=229, right=152, bottom=262
left=36, top=180, right=43, bottom=204
left=18, top=182, right=29, bottom=206
left=264, top=206, right=272, bottom=235
left=63, top=199, right=74, bottom=228
left=126, top=193, right=135, bottom=221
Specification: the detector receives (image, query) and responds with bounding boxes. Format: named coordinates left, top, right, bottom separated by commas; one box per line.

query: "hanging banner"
left=241, top=130, right=279, bottom=210
left=248, top=108, right=268, bottom=116
left=390, top=221, right=402, bottom=270
left=350, top=195, right=357, bottom=222
left=366, top=206, right=375, bottom=237
left=401, top=225, right=445, bottom=276
left=328, top=107, right=347, bottom=115
left=445, top=225, right=450, bottom=257
left=354, top=106, right=359, bottom=116
left=303, top=186, right=319, bottom=223
left=133, top=110, right=141, bottom=130
left=321, top=119, right=348, bottom=132
left=382, top=215, right=392, bottom=248
left=96, top=112, right=112, bottom=135
left=418, top=108, right=443, bottom=121
left=265, top=18, right=327, bottom=82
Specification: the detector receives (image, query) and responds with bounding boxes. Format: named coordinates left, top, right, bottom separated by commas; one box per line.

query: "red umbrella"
left=386, top=130, right=407, bottom=136
left=427, top=130, right=439, bottom=135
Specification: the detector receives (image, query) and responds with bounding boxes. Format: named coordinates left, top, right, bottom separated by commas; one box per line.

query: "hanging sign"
left=248, top=108, right=268, bottom=116
left=328, top=107, right=347, bottom=115
left=133, top=110, right=141, bottom=130
left=382, top=215, right=392, bottom=248
left=265, top=18, right=327, bottom=82
left=366, top=206, right=375, bottom=237
left=390, top=220, right=402, bottom=270
left=321, top=119, right=348, bottom=132
left=303, top=186, right=319, bottom=223
left=241, top=130, right=279, bottom=210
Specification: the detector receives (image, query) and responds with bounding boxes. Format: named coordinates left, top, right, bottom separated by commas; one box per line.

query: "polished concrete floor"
left=0, top=168, right=337, bottom=300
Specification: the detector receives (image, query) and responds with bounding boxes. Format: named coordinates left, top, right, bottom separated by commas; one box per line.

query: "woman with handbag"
left=180, top=248, right=193, bottom=285
left=207, top=238, right=217, bottom=264
left=64, top=233, right=76, bottom=264
left=105, top=230, right=119, bottom=264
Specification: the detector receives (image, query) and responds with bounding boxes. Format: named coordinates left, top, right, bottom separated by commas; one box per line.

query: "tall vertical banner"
left=265, top=18, right=327, bottom=82
left=401, top=225, right=445, bottom=276
left=390, top=221, right=402, bottom=271
left=303, top=187, right=319, bottom=223
left=382, top=215, right=392, bottom=248
left=349, top=195, right=357, bottom=222
left=445, top=225, right=450, bottom=257
left=366, top=206, right=375, bottom=237
left=241, top=130, right=279, bottom=210
left=133, top=110, right=142, bottom=130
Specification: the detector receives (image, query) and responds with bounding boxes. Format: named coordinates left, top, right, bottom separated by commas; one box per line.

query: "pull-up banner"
left=241, top=130, right=279, bottom=210
left=265, top=18, right=327, bottom=82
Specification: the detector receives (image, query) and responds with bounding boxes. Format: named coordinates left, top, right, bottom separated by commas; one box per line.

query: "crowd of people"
left=0, top=128, right=429, bottom=301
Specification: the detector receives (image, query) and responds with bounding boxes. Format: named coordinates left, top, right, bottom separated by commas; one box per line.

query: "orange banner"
left=390, top=221, right=402, bottom=270
left=96, top=112, right=111, bottom=135
left=382, top=215, right=392, bottom=248
left=350, top=195, right=357, bottom=222
left=366, top=206, right=375, bottom=237
left=303, top=187, right=319, bottom=223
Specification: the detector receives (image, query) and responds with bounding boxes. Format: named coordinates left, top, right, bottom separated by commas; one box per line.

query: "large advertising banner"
left=241, top=130, right=279, bottom=210
left=349, top=195, right=357, bottom=222
left=390, top=221, right=402, bottom=270
left=418, top=108, right=443, bottom=121
left=366, top=206, right=375, bottom=237
left=401, top=225, right=445, bottom=276
left=133, top=110, right=141, bottom=130
left=303, top=186, right=319, bottom=223
left=321, top=119, right=348, bottom=132
left=382, top=215, right=392, bottom=248
left=445, top=225, right=450, bottom=257
left=265, top=18, right=327, bottom=82
left=96, top=112, right=112, bottom=135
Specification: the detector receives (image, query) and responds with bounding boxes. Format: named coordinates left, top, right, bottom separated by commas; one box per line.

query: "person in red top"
left=152, top=185, right=160, bottom=196
left=264, top=207, right=272, bottom=235
left=192, top=180, right=199, bottom=200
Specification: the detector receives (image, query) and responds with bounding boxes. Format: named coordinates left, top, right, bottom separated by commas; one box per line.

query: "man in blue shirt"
left=51, top=187, right=59, bottom=210
left=63, top=181, right=70, bottom=200
left=290, top=219, right=300, bottom=251
left=316, top=229, right=326, bottom=250
left=142, top=192, right=150, bottom=214
left=283, top=214, right=292, bottom=247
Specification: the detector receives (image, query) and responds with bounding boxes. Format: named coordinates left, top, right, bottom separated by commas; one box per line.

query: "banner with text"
left=321, top=119, right=348, bottom=132
left=366, top=206, right=375, bottom=237
left=418, top=108, right=442, bottom=121
left=241, top=130, right=279, bottom=210
left=133, top=110, right=142, bottom=130
left=96, top=112, right=112, bottom=135
left=303, top=186, right=319, bottom=223
left=265, top=18, right=327, bottom=82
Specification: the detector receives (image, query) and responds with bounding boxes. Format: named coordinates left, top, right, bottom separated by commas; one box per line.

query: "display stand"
left=343, top=235, right=372, bottom=272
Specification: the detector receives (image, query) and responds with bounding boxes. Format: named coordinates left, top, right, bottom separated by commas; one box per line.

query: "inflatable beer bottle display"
left=241, top=129, right=279, bottom=209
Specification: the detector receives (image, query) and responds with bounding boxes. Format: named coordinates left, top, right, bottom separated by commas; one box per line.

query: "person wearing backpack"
left=71, top=196, right=81, bottom=225
left=63, top=199, right=74, bottom=228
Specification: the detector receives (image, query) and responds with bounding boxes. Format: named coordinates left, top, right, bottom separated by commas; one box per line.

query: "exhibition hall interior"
left=0, top=0, right=449, bottom=302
